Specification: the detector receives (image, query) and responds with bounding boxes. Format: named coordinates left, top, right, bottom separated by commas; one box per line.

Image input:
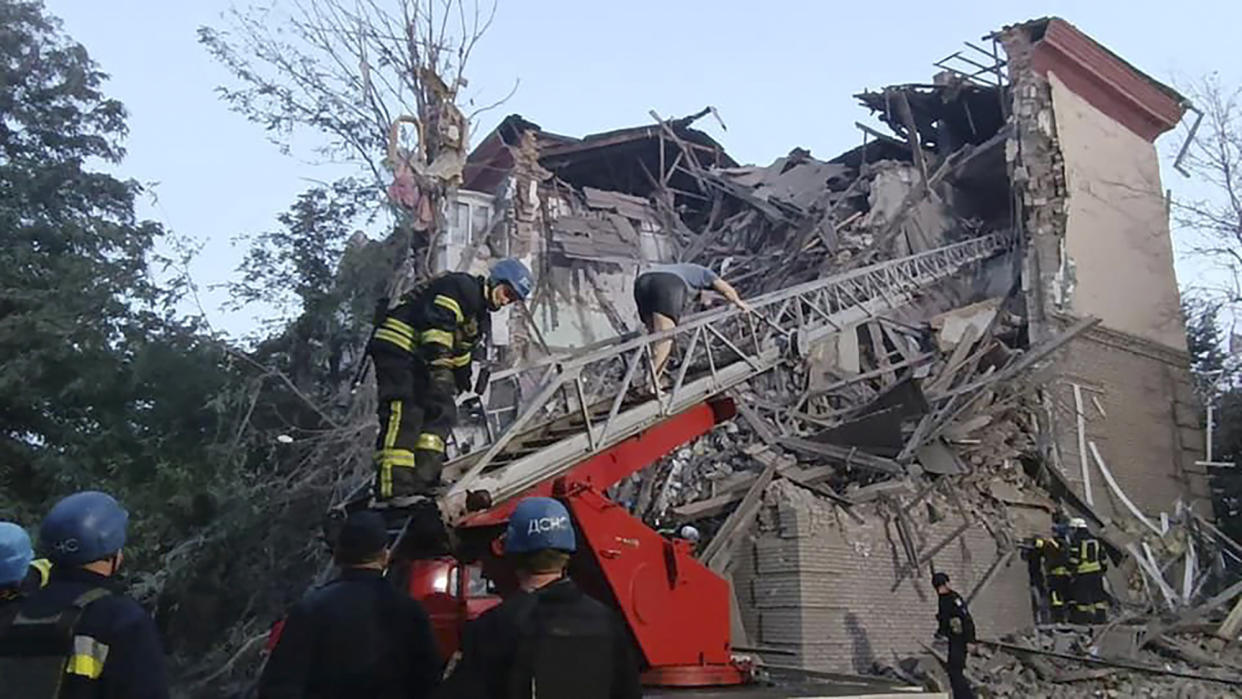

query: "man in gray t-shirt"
left=633, top=262, right=749, bottom=384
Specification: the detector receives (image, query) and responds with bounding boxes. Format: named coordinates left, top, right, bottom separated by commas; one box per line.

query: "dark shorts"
left=634, top=272, right=688, bottom=325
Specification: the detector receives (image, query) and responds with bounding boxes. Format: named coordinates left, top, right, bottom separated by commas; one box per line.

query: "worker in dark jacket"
left=633, top=263, right=748, bottom=384
left=370, top=259, right=533, bottom=505
left=0, top=491, right=169, bottom=699
left=0, top=522, right=51, bottom=627
left=259, top=510, right=441, bottom=698
left=1033, top=524, right=1071, bottom=623
left=933, top=571, right=975, bottom=699
left=1067, top=518, right=1108, bottom=623
left=439, top=497, right=641, bottom=699
left=1043, top=526, right=1073, bottom=623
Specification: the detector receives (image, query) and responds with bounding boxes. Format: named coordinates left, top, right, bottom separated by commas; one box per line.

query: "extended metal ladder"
left=442, top=232, right=1014, bottom=512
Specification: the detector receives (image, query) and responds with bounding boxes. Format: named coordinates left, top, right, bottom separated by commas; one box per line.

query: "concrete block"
left=1095, top=625, right=1143, bottom=660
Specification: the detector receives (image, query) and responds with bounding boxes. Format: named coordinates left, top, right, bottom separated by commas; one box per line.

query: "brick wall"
left=1045, top=326, right=1210, bottom=522
left=733, top=483, right=1037, bottom=673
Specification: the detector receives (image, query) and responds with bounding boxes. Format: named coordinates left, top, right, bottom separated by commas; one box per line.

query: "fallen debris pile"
left=971, top=627, right=1242, bottom=697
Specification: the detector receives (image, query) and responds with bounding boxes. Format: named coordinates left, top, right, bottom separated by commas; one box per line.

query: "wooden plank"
left=809, top=352, right=935, bottom=397
left=1217, top=595, right=1242, bottom=640
left=881, top=322, right=919, bottom=364
left=868, top=321, right=896, bottom=385
left=701, top=453, right=779, bottom=571
left=778, top=436, right=905, bottom=476
left=1145, top=577, right=1242, bottom=642
left=895, top=519, right=972, bottom=585
left=936, top=317, right=1100, bottom=401
left=735, top=398, right=779, bottom=446
left=1190, top=510, right=1242, bottom=559
left=926, top=325, right=980, bottom=395
left=671, top=451, right=831, bottom=521
left=981, top=640, right=1242, bottom=686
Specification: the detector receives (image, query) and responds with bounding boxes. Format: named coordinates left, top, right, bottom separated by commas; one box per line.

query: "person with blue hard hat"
left=438, top=497, right=641, bottom=699
left=0, top=491, right=168, bottom=699
left=369, top=258, right=534, bottom=506
left=0, top=521, right=52, bottom=624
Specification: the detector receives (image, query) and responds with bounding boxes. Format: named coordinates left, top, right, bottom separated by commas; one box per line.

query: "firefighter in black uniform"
left=1067, top=518, right=1108, bottom=623
left=0, top=491, right=169, bottom=699
left=370, top=259, right=533, bottom=505
left=933, top=571, right=976, bottom=699
left=259, top=510, right=441, bottom=698
left=439, top=497, right=642, bottom=699
left=1033, top=523, right=1072, bottom=623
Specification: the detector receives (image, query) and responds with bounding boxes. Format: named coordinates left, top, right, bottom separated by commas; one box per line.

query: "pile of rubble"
left=970, top=626, right=1242, bottom=697
left=441, top=18, right=1240, bottom=692
left=599, top=85, right=1242, bottom=697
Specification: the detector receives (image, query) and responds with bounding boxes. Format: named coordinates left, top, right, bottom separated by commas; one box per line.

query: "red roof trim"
left=1029, top=19, right=1185, bottom=142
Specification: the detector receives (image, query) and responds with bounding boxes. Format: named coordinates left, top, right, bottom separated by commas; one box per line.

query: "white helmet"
left=1069, top=517, right=1088, bottom=529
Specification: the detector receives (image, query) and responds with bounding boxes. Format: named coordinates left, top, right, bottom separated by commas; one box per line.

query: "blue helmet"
left=0, top=522, right=34, bottom=586
left=505, top=497, right=576, bottom=554
left=39, top=491, right=129, bottom=566
left=489, top=258, right=534, bottom=301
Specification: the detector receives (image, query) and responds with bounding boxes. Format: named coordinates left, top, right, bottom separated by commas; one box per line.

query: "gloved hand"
left=473, top=365, right=492, bottom=396
left=454, top=366, right=472, bottom=394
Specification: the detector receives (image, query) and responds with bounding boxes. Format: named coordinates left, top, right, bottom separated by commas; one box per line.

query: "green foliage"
left=1181, top=299, right=1242, bottom=548
left=0, top=0, right=219, bottom=512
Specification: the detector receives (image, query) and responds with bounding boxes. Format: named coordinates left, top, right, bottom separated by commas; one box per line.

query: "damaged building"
left=396, top=15, right=1241, bottom=694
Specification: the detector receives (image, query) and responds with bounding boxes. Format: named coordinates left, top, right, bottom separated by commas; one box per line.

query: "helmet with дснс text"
left=504, top=497, right=576, bottom=554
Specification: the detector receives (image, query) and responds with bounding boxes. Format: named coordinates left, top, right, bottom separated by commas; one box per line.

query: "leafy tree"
left=0, top=0, right=257, bottom=673
left=0, top=0, right=215, bottom=508
left=1181, top=299, right=1242, bottom=544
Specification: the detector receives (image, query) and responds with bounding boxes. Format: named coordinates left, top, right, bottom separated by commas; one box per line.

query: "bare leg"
left=650, top=312, right=676, bottom=380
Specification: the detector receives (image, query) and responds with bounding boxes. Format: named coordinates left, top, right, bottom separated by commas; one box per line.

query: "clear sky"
left=47, top=0, right=1242, bottom=337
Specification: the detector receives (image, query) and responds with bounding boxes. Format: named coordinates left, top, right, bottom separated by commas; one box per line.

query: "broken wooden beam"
left=1145, top=577, right=1242, bottom=643
left=1189, top=510, right=1242, bottom=559
left=700, top=451, right=779, bottom=571
left=1216, top=595, right=1242, bottom=641
left=809, top=352, right=935, bottom=397
left=981, top=639, right=1242, bottom=686
left=934, top=316, right=1101, bottom=401
left=777, top=436, right=905, bottom=475
left=669, top=448, right=832, bottom=521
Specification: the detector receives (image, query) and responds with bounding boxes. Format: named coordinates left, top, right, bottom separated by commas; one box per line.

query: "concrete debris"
left=967, top=627, right=1242, bottom=697
left=450, top=14, right=1229, bottom=691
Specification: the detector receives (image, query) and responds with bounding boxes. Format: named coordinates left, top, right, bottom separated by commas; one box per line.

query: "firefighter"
left=0, top=491, right=169, bottom=699
left=439, top=497, right=642, bottom=699
left=1067, top=518, right=1108, bottom=624
left=0, top=522, right=52, bottom=625
left=1034, top=523, right=1072, bottom=623
left=259, top=510, right=441, bottom=698
left=633, top=262, right=749, bottom=384
left=933, top=571, right=976, bottom=699
left=370, top=258, right=533, bottom=505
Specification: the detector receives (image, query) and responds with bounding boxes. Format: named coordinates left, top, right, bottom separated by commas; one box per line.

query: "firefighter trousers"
left=1070, top=571, right=1107, bottom=624
left=1048, top=573, right=1071, bottom=623
left=373, top=351, right=459, bottom=500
